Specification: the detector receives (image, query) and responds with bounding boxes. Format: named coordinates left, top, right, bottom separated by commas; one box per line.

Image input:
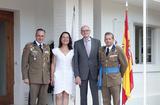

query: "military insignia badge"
left=29, top=45, right=34, bottom=51
left=44, top=51, right=49, bottom=54
left=31, top=50, right=38, bottom=60
left=109, top=54, right=118, bottom=58
left=44, top=51, right=50, bottom=62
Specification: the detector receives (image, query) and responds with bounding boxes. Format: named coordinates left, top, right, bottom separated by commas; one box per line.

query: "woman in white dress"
left=51, top=32, right=75, bottom=105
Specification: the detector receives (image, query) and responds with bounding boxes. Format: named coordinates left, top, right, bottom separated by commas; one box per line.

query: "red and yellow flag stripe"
left=122, top=10, right=134, bottom=105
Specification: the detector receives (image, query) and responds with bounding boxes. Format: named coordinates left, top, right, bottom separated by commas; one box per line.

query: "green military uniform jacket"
left=21, top=41, right=50, bottom=84
left=99, top=45, right=127, bottom=87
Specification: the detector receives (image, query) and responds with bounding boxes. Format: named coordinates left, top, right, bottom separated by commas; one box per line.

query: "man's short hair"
left=35, top=28, right=46, bottom=35
left=81, top=25, right=90, bottom=31
left=104, top=32, right=114, bottom=39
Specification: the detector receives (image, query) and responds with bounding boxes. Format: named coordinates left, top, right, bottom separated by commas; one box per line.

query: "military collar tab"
left=111, top=44, right=116, bottom=51
left=33, top=41, right=37, bottom=46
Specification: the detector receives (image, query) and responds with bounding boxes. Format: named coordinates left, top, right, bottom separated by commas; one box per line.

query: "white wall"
left=66, top=0, right=79, bottom=42
left=0, top=0, right=54, bottom=104
left=34, top=0, right=54, bottom=43
left=79, top=0, right=93, bottom=37
left=53, top=0, right=80, bottom=46
left=93, top=0, right=102, bottom=40
left=145, top=6, right=160, bottom=105
left=53, top=0, right=66, bottom=46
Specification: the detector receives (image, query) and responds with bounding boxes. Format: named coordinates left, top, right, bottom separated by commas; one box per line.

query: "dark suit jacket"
left=73, top=38, right=101, bottom=80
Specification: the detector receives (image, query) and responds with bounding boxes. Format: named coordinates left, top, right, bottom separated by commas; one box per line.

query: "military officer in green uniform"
left=99, top=32, right=128, bottom=105
left=22, top=28, right=50, bottom=105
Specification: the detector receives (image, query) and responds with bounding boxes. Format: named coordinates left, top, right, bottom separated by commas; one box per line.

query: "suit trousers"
left=29, top=84, right=48, bottom=105
left=80, top=71, right=99, bottom=105
left=102, top=85, right=121, bottom=105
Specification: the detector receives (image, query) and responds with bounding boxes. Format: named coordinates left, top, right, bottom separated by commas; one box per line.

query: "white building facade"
left=0, top=0, right=160, bottom=105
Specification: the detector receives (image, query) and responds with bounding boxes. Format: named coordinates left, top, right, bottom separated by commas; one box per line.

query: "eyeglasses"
left=81, top=30, right=90, bottom=32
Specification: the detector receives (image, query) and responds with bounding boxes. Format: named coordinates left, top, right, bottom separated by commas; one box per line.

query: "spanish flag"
left=122, top=3, right=134, bottom=105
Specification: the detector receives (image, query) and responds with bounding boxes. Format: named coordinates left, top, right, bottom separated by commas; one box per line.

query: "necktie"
left=39, top=44, right=43, bottom=52
left=85, top=39, right=90, bottom=56
left=106, top=48, right=109, bottom=56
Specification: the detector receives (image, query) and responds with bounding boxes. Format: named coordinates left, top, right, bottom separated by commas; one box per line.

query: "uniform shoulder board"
left=44, top=44, right=50, bottom=50
left=115, top=45, right=123, bottom=52
left=99, top=46, right=105, bottom=51
left=27, top=42, right=34, bottom=48
left=25, top=42, right=34, bottom=51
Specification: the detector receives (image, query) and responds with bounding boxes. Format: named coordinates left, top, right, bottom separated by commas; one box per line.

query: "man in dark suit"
left=73, top=25, right=101, bottom=105
left=22, top=28, right=50, bottom=105
left=99, top=32, right=128, bottom=105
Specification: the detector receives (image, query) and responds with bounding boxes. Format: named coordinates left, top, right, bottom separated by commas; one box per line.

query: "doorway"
left=0, top=10, right=14, bottom=105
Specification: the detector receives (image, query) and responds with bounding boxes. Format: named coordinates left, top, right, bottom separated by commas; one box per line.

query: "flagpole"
left=71, top=0, right=76, bottom=104
left=71, top=0, right=76, bottom=41
left=143, top=0, right=147, bottom=105
left=122, top=1, right=134, bottom=105
left=126, top=1, right=128, bottom=10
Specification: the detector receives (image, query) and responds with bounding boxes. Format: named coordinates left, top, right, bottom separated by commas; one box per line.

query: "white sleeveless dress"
left=52, top=48, right=75, bottom=95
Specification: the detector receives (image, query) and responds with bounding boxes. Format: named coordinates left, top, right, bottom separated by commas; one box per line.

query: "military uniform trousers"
left=29, top=84, right=48, bottom=105
left=102, top=74, right=121, bottom=105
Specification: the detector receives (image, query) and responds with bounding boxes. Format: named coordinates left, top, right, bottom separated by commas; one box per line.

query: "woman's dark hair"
left=58, top=32, right=73, bottom=50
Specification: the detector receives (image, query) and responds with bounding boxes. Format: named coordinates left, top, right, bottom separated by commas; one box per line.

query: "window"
left=135, top=25, right=154, bottom=64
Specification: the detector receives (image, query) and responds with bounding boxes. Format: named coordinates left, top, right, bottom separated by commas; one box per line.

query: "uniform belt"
left=103, top=67, right=119, bottom=74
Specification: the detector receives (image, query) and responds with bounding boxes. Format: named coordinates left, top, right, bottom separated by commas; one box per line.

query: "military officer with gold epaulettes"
left=21, top=28, right=50, bottom=105
left=99, top=32, right=128, bottom=105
